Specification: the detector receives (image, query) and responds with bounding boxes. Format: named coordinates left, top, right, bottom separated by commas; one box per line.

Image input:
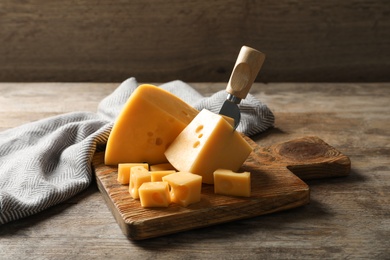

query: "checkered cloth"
left=0, top=78, right=274, bottom=224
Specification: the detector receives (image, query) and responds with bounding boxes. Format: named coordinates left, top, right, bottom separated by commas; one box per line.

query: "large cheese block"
left=164, top=109, right=253, bottom=184
left=105, top=84, right=199, bottom=165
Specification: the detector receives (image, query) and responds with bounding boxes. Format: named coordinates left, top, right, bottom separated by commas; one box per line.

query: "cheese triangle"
left=164, top=109, right=253, bottom=184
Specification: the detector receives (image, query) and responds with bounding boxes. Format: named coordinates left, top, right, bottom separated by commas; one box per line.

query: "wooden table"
left=0, top=82, right=389, bottom=259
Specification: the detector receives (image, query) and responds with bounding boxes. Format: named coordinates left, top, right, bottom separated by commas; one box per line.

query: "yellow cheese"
left=213, top=169, right=251, bottom=197
left=117, top=163, right=149, bottom=184
left=164, top=109, right=253, bottom=184
left=105, top=84, right=199, bottom=165
left=139, top=182, right=171, bottom=207
left=129, top=166, right=151, bottom=199
left=150, top=170, right=176, bottom=182
left=150, top=162, right=176, bottom=171
left=220, top=115, right=235, bottom=127
left=162, top=172, right=202, bottom=207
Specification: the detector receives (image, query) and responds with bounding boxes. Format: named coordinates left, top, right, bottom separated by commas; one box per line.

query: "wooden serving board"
left=92, top=136, right=350, bottom=240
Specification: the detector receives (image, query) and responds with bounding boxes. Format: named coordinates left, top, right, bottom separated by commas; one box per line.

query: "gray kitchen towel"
left=0, top=77, right=274, bottom=225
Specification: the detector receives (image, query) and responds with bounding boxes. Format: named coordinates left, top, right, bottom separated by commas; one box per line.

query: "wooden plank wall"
left=0, top=0, right=389, bottom=83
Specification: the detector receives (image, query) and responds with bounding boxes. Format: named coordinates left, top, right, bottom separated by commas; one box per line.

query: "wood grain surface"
left=0, top=82, right=389, bottom=259
left=92, top=136, right=349, bottom=240
left=1, top=1, right=389, bottom=82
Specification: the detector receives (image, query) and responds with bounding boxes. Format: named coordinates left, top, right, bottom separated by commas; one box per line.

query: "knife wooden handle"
left=226, top=46, right=265, bottom=100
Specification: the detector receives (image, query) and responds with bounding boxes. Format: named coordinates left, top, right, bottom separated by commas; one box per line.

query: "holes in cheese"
left=129, top=166, right=151, bottom=199
left=150, top=170, right=176, bottom=182
left=195, top=125, right=203, bottom=133
left=139, top=182, right=170, bottom=207
left=193, top=141, right=200, bottom=148
left=117, top=163, right=149, bottom=184
left=162, top=172, right=202, bottom=207
left=213, top=169, right=251, bottom=197
left=105, top=84, right=199, bottom=165
left=164, top=109, right=253, bottom=184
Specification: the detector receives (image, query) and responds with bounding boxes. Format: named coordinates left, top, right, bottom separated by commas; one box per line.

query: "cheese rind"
left=105, top=84, right=199, bottom=165
left=164, top=109, right=253, bottom=184
left=162, top=172, right=202, bottom=207
left=117, top=163, right=149, bottom=184
left=150, top=170, right=176, bottom=182
left=129, top=166, right=151, bottom=199
left=139, top=182, right=170, bottom=207
left=213, top=169, right=251, bottom=197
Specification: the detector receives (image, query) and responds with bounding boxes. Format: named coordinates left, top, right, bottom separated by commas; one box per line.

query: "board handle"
left=245, top=136, right=351, bottom=180
left=226, top=46, right=266, bottom=100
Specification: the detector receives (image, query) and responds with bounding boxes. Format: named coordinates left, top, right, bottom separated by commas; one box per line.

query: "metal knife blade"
left=219, top=46, right=266, bottom=130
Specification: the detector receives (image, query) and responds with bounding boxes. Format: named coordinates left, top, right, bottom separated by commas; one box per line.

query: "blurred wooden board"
left=92, top=135, right=350, bottom=240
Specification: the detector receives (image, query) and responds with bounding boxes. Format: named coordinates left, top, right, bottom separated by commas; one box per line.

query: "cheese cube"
left=105, top=84, right=199, bottom=165
left=150, top=162, right=176, bottom=171
left=117, top=163, right=149, bottom=184
left=162, top=172, right=202, bottom=207
left=150, top=170, right=176, bottom=182
left=164, top=109, right=253, bottom=184
left=139, top=182, right=171, bottom=207
left=129, top=166, right=151, bottom=199
left=213, top=169, right=251, bottom=197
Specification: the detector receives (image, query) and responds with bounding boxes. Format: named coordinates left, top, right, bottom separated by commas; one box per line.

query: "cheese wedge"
left=129, top=166, right=151, bottom=199
left=150, top=170, right=176, bottom=182
left=213, top=169, right=251, bottom=197
left=164, top=109, right=253, bottom=184
left=220, top=115, right=235, bottom=127
left=117, top=163, right=149, bottom=184
left=162, top=172, right=202, bottom=207
left=105, top=84, right=199, bottom=165
left=139, top=182, right=171, bottom=207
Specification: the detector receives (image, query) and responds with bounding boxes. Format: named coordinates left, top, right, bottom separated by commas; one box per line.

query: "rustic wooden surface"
left=1, top=1, right=390, bottom=82
left=93, top=149, right=310, bottom=240
left=0, top=82, right=389, bottom=259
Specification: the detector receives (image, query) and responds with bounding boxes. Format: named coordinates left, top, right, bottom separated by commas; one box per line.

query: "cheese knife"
left=219, top=46, right=266, bottom=130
